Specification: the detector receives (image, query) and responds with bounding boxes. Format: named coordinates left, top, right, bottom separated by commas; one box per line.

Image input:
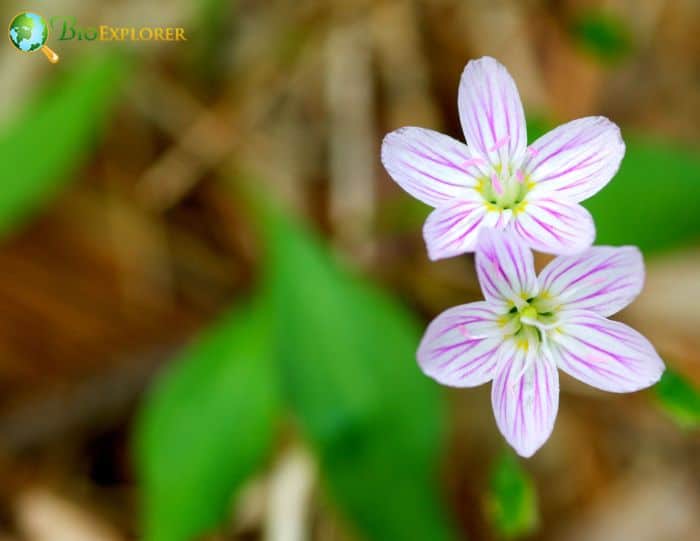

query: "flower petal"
left=525, top=116, right=625, bottom=202
left=538, top=246, right=644, bottom=316
left=476, top=228, right=539, bottom=306
left=491, top=341, right=559, bottom=457
left=551, top=310, right=665, bottom=393
left=423, top=200, right=494, bottom=260
left=381, top=127, right=482, bottom=207
left=513, top=198, right=595, bottom=255
left=417, top=302, right=504, bottom=387
left=458, top=57, right=527, bottom=167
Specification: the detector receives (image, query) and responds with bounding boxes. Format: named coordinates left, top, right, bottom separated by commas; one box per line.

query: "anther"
left=491, top=173, right=504, bottom=195
left=489, top=135, right=510, bottom=152
left=462, top=157, right=486, bottom=169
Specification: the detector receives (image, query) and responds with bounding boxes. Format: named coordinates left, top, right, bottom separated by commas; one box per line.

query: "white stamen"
left=510, top=347, right=535, bottom=389
left=496, top=208, right=513, bottom=229
left=520, top=316, right=558, bottom=332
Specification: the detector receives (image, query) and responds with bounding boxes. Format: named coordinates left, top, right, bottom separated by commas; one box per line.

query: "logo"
left=8, top=12, right=59, bottom=63
left=8, top=12, right=187, bottom=64
left=51, top=17, right=188, bottom=43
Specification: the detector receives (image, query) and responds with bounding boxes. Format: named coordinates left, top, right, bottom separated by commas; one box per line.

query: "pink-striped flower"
left=381, top=56, right=625, bottom=260
left=418, top=230, right=664, bottom=457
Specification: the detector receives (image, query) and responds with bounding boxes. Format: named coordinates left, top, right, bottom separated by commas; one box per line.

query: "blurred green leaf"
left=570, top=11, right=633, bottom=64
left=377, top=195, right=430, bottom=234
left=0, top=52, right=129, bottom=238
left=261, top=207, right=457, bottom=541
left=584, top=137, right=700, bottom=252
left=487, top=450, right=538, bottom=539
left=654, top=369, right=700, bottom=429
left=188, top=0, right=236, bottom=84
left=135, top=302, right=280, bottom=541
left=528, top=119, right=700, bottom=253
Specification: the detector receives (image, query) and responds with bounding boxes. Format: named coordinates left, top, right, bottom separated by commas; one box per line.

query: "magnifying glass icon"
left=9, top=12, right=60, bottom=64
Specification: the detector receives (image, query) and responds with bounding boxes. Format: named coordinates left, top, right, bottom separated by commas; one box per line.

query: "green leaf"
left=654, top=369, right=700, bottom=429
left=487, top=450, right=538, bottom=539
left=261, top=207, right=457, bottom=541
left=527, top=119, right=700, bottom=254
left=0, top=52, right=129, bottom=238
left=584, top=136, right=700, bottom=253
left=570, top=11, right=632, bottom=65
left=134, top=301, right=280, bottom=541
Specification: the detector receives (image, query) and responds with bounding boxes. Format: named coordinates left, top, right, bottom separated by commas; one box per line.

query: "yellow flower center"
left=477, top=164, right=532, bottom=213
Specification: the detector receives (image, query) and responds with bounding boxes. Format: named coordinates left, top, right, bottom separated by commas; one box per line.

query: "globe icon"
left=8, top=12, right=59, bottom=63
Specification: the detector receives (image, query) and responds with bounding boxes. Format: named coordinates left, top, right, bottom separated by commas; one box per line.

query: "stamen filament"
left=510, top=345, right=536, bottom=388
left=489, top=135, right=510, bottom=152
left=462, top=157, right=486, bottom=169
left=491, top=173, right=504, bottom=195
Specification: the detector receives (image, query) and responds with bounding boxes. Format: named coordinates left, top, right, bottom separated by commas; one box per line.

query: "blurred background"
left=0, top=0, right=698, bottom=540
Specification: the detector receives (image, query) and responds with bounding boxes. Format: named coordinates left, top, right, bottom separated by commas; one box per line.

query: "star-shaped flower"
left=417, top=229, right=664, bottom=457
left=381, top=56, right=625, bottom=260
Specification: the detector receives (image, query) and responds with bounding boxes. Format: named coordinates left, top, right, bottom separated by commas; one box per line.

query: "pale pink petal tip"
left=458, top=57, right=527, bottom=165
left=525, top=116, right=625, bottom=203
left=491, top=344, right=559, bottom=457
left=380, top=127, right=481, bottom=208
left=538, top=246, right=644, bottom=317
left=423, top=201, right=488, bottom=260
left=417, top=302, right=503, bottom=388
left=552, top=311, right=665, bottom=393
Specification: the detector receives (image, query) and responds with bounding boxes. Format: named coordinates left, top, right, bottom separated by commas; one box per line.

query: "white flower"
left=381, top=57, right=625, bottom=260
left=417, top=230, right=664, bottom=457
